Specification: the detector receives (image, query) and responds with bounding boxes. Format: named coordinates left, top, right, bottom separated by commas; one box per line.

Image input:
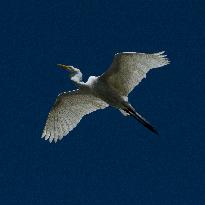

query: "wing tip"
left=154, top=51, right=165, bottom=55
left=154, top=51, right=170, bottom=66
left=41, top=129, right=65, bottom=143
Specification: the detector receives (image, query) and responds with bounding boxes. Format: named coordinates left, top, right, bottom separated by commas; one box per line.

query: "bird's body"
left=88, top=76, right=126, bottom=108
left=42, top=51, right=170, bottom=143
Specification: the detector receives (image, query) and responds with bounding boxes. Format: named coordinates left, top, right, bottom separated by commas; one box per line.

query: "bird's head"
left=57, top=64, right=80, bottom=73
left=57, top=64, right=83, bottom=84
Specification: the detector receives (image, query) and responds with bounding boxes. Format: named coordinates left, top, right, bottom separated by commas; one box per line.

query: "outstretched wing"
left=100, top=51, right=170, bottom=96
left=42, top=90, right=108, bottom=143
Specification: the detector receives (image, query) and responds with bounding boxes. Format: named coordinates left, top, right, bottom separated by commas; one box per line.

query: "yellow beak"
left=57, top=64, right=74, bottom=71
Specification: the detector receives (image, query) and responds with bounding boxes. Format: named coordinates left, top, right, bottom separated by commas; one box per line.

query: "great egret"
left=42, top=51, right=170, bottom=143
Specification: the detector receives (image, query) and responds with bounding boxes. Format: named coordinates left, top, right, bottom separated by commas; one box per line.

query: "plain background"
left=1, top=0, right=205, bottom=204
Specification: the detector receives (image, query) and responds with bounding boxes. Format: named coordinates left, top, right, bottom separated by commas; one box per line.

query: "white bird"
left=42, top=51, right=170, bottom=143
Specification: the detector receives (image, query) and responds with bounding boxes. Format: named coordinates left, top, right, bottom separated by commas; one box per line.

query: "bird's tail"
left=123, top=106, right=159, bottom=135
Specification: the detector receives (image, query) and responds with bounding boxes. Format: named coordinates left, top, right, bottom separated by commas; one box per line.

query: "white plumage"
left=42, top=51, right=170, bottom=143
left=42, top=90, right=108, bottom=143
left=101, top=52, right=169, bottom=96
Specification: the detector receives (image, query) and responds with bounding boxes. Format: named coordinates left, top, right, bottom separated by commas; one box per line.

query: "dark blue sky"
left=1, top=0, right=205, bottom=204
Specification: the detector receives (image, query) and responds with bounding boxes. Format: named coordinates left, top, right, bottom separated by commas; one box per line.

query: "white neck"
left=70, top=71, right=84, bottom=87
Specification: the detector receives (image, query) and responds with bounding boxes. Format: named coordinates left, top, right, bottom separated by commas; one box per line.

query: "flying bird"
left=42, top=51, right=170, bottom=143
